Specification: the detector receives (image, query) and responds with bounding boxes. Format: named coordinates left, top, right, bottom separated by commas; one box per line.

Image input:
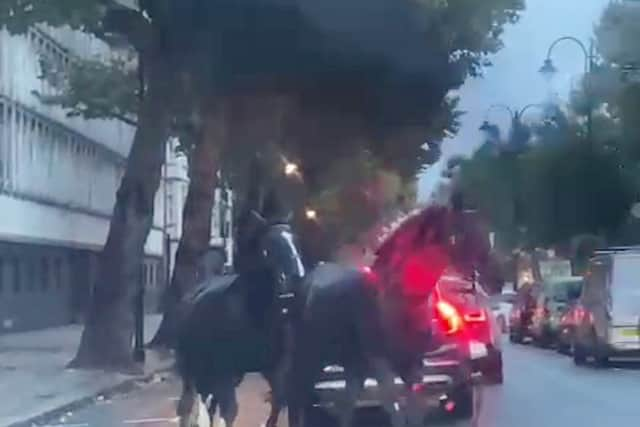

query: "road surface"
left=35, top=341, right=640, bottom=427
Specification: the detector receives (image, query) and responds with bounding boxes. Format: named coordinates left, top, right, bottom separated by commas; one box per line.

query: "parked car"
left=509, top=282, right=542, bottom=344
left=489, top=288, right=517, bottom=334
left=573, top=247, right=640, bottom=366
left=530, top=276, right=584, bottom=347
left=310, top=270, right=486, bottom=424
left=556, top=300, right=582, bottom=355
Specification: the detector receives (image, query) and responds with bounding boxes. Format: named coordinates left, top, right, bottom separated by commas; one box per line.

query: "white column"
left=13, top=106, right=22, bottom=193
left=0, top=101, right=6, bottom=190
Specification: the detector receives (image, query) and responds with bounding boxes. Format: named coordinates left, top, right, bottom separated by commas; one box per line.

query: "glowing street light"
left=284, top=162, right=299, bottom=176
left=305, top=208, right=318, bottom=220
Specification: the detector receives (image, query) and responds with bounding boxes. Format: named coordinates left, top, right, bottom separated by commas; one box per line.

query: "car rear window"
left=548, top=280, right=583, bottom=302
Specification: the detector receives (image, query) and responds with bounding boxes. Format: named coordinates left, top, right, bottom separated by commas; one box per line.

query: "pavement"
left=0, top=315, right=173, bottom=427
left=32, top=338, right=640, bottom=427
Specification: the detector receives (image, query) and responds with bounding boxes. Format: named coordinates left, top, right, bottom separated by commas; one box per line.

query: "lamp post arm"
left=546, top=36, right=590, bottom=73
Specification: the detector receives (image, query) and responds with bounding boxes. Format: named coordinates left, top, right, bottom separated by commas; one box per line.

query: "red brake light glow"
left=436, top=300, right=464, bottom=335
left=463, top=310, right=487, bottom=323
left=575, top=307, right=593, bottom=324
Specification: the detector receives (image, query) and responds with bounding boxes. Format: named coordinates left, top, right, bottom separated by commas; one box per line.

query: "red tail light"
left=436, top=300, right=464, bottom=335
left=463, top=310, right=487, bottom=323
left=575, top=307, right=593, bottom=324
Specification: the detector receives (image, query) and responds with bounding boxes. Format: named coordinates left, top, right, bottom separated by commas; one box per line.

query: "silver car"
left=573, top=248, right=640, bottom=366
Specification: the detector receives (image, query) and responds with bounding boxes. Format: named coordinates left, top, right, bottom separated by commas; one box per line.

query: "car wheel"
left=447, top=385, right=474, bottom=420
left=536, top=331, right=552, bottom=348
left=509, top=331, right=523, bottom=344
left=572, top=341, right=587, bottom=365
left=557, top=342, right=570, bottom=355
left=594, top=354, right=610, bottom=368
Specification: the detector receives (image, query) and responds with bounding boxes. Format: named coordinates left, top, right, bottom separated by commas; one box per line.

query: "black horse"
left=288, top=205, right=477, bottom=427
left=176, top=208, right=305, bottom=427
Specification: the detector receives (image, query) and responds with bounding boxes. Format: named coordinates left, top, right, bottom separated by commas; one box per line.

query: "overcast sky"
left=417, top=0, right=612, bottom=200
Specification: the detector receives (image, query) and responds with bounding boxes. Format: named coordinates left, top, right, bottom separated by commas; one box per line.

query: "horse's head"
left=236, top=209, right=305, bottom=294
left=258, top=223, right=306, bottom=297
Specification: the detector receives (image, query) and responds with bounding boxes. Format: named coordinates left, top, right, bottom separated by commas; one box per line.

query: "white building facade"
left=0, top=25, right=181, bottom=333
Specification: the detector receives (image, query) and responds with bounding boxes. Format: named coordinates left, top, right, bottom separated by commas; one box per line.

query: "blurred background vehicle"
left=490, top=288, right=517, bottom=334
left=553, top=278, right=585, bottom=354
left=530, top=276, right=584, bottom=348
left=509, top=282, right=542, bottom=344
left=573, top=248, right=640, bottom=366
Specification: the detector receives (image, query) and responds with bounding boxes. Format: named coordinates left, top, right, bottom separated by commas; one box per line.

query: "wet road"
left=37, top=341, right=640, bottom=427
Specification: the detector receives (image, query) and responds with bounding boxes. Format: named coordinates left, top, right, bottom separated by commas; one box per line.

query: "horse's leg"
left=335, top=365, right=364, bottom=427
left=205, top=394, right=218, bottom=427
left=471, top=384, right=484, bottom=427
left=216, top=377, right=239, bottom=427
left=264, top=345, right=292, bottom=426
left=264, top=374, right=283, bottom=427
left=177, top=376, right=198, bottom=427
left=403, top=386, right=424, bottom=427
left=369, top=357, right=405, bottom=427
left=286, top=358, right=313, bottom=427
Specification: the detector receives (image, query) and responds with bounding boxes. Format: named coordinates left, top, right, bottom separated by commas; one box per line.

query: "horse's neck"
left=240, top=267, right=277, bottom=328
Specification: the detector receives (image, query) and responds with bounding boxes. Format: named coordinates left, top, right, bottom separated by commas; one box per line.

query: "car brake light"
left=436, top=300, right=464, bottom=335
left=463, top=310, right=487, bottom=323
left=575, top=307, right=593, bottom=324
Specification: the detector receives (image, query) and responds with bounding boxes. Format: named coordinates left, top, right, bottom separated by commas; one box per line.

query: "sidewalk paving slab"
left=0, top=315, right=174, bottom=427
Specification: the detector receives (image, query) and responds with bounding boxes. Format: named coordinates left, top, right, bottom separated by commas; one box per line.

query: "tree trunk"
left=150, top=105, right=226, bottom=347
left=68, top=66, right=172, bottom=371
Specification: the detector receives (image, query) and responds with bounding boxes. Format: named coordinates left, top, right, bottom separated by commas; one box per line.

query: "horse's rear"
left=288, top=262, right=394, bottom=427
left=176, top=275, right=249, bottom=427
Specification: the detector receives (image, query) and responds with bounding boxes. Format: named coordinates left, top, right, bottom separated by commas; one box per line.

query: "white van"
left=573, top=248, right=640, bottom=365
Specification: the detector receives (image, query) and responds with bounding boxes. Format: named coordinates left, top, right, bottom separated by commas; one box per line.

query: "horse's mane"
left=374, top=206, right=450, bottom=259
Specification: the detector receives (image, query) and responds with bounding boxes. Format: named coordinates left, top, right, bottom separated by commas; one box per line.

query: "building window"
left=140, top=263, right=146, bottom=288
left=41, top=258, right=49, bottom=291
left=150, top=262, right=156, bottom=288
left=28, top=261, right=36, bottom=292
left=54, top=258, right=63, bottom=289
left=157, top=263, right=164, bottom=288
left=12, top=258, right=20, bottom=293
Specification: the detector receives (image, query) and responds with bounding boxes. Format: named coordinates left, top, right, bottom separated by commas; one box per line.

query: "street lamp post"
left=539, top=36, right=596, bottom=142
left=479, top=103, right=549, bottom=148
left=478, top=103, right=548, bottom=247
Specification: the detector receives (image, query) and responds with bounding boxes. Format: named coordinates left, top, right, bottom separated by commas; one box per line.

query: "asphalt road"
left=35, top=340, right=640, bottom=427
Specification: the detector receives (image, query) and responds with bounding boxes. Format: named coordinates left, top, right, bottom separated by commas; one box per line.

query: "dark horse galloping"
left=176, top=208, right=304, bottom=427
left=288, top=203, right=488, bottom=427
